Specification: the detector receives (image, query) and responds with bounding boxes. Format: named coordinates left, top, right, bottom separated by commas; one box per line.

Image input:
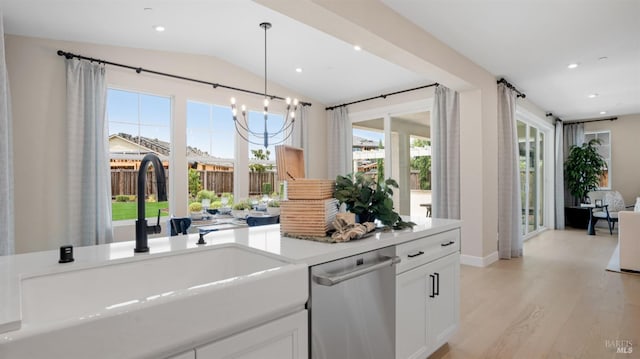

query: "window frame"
left=106, top=87, right=173, bottom=223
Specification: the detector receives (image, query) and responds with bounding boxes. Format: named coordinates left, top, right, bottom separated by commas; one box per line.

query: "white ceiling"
left=1, top=0, right=638, bottom=120
left=382, top=0, right=640, bottom=121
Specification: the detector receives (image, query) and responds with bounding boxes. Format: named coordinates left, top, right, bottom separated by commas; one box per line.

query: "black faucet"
left=135, top=154, right=168, bottom=253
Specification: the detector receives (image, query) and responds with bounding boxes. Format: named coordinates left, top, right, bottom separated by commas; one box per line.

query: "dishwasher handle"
left=313, top=255, right=401, bottom=286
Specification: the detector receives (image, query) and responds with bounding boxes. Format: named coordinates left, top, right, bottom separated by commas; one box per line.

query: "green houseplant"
left=334, top=173, right=415, bottom=230
left=565, top=138, right=606, bottom=205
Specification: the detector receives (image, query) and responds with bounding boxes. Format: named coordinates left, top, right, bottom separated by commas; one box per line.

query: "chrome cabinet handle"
left=313, top=256, right=401, bottom=286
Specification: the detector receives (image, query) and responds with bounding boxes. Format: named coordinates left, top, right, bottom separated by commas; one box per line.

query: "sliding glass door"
left=518, top=120, right=545, bottom=236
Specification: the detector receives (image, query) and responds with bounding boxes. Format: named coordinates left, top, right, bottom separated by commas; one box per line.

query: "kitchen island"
left=0, top=216, right=461, bottom=359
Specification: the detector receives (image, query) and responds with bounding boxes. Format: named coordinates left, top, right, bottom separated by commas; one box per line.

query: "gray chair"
left=589, top=190, right=632, bottom=234
left=246, top=215, right=279, bottom=227
left=169, top=217, right=192, bottom=236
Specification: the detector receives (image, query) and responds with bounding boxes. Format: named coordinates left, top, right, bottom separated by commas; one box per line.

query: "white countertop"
left=0, top=216, right=461, bottom=335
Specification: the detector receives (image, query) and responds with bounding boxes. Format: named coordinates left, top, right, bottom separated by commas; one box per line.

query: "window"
left=584, top=131, right=611, bottom=189
left=107, top=88, right=171, bottom=221
left=186, top=101, right=235, bottom=199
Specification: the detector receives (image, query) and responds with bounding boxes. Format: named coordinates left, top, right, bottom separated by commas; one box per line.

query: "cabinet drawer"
left=396, top=229, right=460, bottom=274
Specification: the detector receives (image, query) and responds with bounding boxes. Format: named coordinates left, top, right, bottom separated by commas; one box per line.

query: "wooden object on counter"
left=280, top=198, right=339, bottom=237
left=287, top=179, right=335, bottom=200
left=275, top=145, right=305, bottom=181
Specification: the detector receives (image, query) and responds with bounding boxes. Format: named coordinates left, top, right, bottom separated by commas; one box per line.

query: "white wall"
left=5, top=34, right=327, bottom=253
left=585, top=114, right=640, bottom=204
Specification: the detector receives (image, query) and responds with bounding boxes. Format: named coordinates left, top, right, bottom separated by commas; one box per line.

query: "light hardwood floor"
left=432, top=228, right=640, bottom=359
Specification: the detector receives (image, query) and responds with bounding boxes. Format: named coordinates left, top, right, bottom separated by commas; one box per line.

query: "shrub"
left=128, top=195, right=136, bottom=202
left=189, top=202, right=203, bottom=212
left=233, top=200, right=253, bottom=210
left=268, top=200, right=280, bottom=208
left=115, top=195, right=129, bottom=202
left=195, top=190, right=216, bottom=202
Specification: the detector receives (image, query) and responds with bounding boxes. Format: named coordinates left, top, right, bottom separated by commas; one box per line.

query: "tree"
left=188, top=168, right=202, bottom=199
left=410, top=139, right=431, bottom=190
left=376, top=140, right=384, bottom=183
left=249, top=149, right=272, bottom=173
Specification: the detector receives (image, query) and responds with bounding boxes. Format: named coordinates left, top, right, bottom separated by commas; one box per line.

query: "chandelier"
left=230, top=22, right=298, bottom=149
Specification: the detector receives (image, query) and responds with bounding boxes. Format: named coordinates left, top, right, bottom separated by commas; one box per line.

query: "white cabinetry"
left=395, top=229, right=460, bottom=359
left=197, top=310, right=307, bottom=359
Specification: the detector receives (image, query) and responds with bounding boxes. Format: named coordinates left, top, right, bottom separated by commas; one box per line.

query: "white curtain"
left=563, top=123, right=584, bottom=206
left=66, top=59, right=113, bottom=247
left=497, top=82, right=522, bottom=259
left=554, top=120, right=565, bottom=229
left=327, top=106, right=351, bottom=180
left=290, top=105, right=309, bottom=175
left=0, top=14, right=14, bottom=255
left=431, top=85, right=460, bottom=219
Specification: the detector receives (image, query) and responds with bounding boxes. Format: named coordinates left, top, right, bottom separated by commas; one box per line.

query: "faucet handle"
left=197, top=228, right=218, bottom=245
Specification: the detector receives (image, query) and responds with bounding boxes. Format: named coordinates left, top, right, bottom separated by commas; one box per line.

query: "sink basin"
left=2, top=244, right=308, bottom=359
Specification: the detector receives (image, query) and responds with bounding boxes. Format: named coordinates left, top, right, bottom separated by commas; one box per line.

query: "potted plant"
left=565, top=139, right=606, bottom=205
left=189, top=202, right=203, bottom=220
left=334, top=173, right=415, bottom=229
left=267, top=199, right=280, bottom=216
left=564, top=139, right=606, bottom=228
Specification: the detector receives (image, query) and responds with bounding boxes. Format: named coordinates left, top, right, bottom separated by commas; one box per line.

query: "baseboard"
left=460, top=251, right=499, bottom=267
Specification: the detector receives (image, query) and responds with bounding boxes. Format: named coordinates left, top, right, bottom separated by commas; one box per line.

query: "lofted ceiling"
left=1, top=0, right=638, bottom=120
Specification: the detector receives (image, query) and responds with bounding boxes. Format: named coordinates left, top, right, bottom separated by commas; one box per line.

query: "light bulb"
left=290, top=111, right=295, bottom=118
left=232, top=108, right=237, bottom=116
left=293, top=98, right=299, bottom=106
left=263, top=98, right=269, bottom=107
left=286, top=97, right=291, bottom=105
left=230, top=97, right=236, bottom=105
left=241, top=105, right=246, bottom=112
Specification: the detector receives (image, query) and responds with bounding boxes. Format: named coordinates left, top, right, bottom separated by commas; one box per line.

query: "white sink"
left=2, top=244, right=308, bottom=359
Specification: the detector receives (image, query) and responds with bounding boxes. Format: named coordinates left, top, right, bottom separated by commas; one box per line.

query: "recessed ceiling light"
left=353, top=45, right=362, bottom=51
left=600, top=111, right=607, bottom=115
left=588, top=93, right=599, bottom=98
left=153, top=25, right=165, bottom=32
left=295, top=68, right=302, bottom=73
left=567, top=63, right=579, bottom=69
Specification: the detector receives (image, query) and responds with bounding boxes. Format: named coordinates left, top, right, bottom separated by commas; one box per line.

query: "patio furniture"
left=169, top=217, right=192, bottom=236
left=420, top=203, right=432, bottom=217
left=247, top=215, right=279, bottom=227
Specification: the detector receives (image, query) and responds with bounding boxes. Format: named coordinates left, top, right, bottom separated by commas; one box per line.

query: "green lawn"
left=112, top=201, right=169, bottom=221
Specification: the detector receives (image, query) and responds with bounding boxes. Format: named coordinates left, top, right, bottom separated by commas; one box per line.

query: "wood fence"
left=111, top=169, right=276, bottom=197
left=111, top=169, right=425, bottom=197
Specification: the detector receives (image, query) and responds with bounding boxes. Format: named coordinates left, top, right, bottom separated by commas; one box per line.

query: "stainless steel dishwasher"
left=310, top=246, right=400, bottom=359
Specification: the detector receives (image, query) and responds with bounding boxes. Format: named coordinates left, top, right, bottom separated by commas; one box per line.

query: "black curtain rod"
left=56, top=50, right=312, bottom=107
left=562, top=117, right=618, bottom=125
left=497, top=78, right=526, bottom=98
left=325, top=83, right=438, bottom=111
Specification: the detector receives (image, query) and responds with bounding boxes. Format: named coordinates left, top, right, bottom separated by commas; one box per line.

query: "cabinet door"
left=166, top=350, right=195, bottom=359
left=396, top=264, right=431, bottom=359
left=196, top=310, right=307, bottom=359
left=427, top=253, right=460, bottom=349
